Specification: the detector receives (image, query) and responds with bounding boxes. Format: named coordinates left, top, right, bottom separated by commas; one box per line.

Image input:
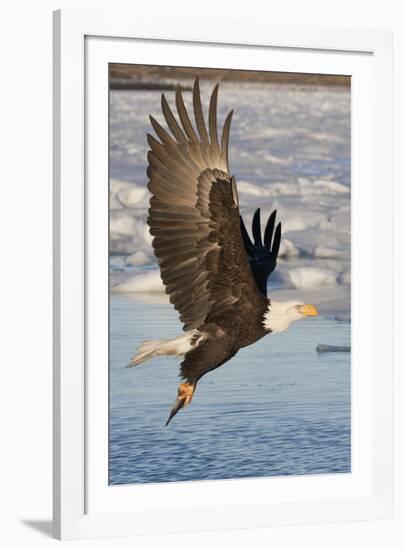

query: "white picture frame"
left=53, top=9, right=393, bottom=540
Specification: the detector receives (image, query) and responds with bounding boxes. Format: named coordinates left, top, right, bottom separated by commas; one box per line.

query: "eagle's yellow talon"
left=165, top=382, right=195, bottom=426
left=178, top=382, right=194, bottom=407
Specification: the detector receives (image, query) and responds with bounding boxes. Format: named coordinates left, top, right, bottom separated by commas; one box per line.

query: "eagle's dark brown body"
left=178, top=177, right=269, bottom=384
left=181, top=314, right=269, bottom=385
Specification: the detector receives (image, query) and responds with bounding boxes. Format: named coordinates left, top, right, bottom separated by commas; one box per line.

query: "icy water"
left=109, top=293, right=351, bottom=485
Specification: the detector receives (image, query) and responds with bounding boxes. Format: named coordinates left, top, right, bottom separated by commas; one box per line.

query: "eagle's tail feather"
left=127, top=340, right=166, bottom=367
left=127, top=331, right=200, bottom=367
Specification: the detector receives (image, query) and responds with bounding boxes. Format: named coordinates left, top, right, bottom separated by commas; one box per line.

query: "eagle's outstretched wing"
left=147, top=78, right=264, bottom=331
left=240, top=208, right=282, bottom=296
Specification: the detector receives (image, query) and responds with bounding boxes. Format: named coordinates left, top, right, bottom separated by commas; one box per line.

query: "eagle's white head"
left=263, top=300, right=318, bottom=333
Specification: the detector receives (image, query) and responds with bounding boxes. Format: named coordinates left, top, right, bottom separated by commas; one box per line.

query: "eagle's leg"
left=165, top=336, right=234, bottom=426
left=165, top=382, right=195, bottom=426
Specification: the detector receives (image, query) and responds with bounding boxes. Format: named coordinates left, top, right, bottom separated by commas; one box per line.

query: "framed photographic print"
left=53, top=9, right=393, bottom=540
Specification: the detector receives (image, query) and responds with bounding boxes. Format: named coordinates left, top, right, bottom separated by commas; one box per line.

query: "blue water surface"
left=109, top=293, right=351, bottom=485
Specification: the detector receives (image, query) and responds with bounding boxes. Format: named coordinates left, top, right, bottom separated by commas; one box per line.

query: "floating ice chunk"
left=334, top=314, right=351, bottom=323
left=235, top=178, right=349, bottom=203
left=326, top=206, right=350, bottom=232
left=337, top=271, right=351, bottom=285
left=110, top=234, right=137, bottom=255
left=316, top=344, right=351, bottom=353
left=110, top=194, right=124, bottom=211
left=312, top=180, right=350, bottom=194
left=283, top=215, right=315, bottom=232
left=314, top=245, right=345, bottom=258
left=110, top=178, right=132, bottom=194
left=110, top=215, right=137, bottom=236
left=143, top=223, right=153, bottom=246
left=288, top=267, right=337, bottom=289
left=279, top=238, right=300, bottom=258
left=236, top=180, right=264, bottom=196
left=267, top=269, right=292, bottom=288
left=117, top=185, right=147, bottom=207
left=268, top=284, right=350, bottom=315
left=112, top=270, right=164, bottom=293
left=264, top=153, right=291, bottom=165
left=110, top=178, right=149, bottom=208
left=126, top=251, right=151, bottom=265
left=288, top=228, right=349, bottom=258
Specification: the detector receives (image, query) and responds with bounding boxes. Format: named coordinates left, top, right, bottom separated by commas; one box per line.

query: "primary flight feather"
left=128, top=77, right=318, bottom=425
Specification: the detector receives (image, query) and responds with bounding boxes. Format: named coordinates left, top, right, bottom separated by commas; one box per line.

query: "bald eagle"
left=128, top=78, right=318, bottom=425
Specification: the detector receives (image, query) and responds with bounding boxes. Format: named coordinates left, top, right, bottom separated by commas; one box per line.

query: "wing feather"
left=221, top=110, right=234, bottom=172
left=208, top=84, right=220, bottom=154
left=175, top=86, right=199, bottom=143
left=161, top=94, right=187, bottom=143
left=193, top=77, right=209, bottom=145
left=147, top=79, right=263, bottom=330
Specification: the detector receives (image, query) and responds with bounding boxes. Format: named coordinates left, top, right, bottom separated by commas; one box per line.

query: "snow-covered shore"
left=109, top=82, right=350, bottom=315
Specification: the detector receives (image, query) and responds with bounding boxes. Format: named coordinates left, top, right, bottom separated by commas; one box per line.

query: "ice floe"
left=109, top=82, right=351, bottom=315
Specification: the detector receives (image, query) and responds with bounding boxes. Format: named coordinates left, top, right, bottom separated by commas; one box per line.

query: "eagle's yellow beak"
left=299, top=304, right=318, bottom=317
